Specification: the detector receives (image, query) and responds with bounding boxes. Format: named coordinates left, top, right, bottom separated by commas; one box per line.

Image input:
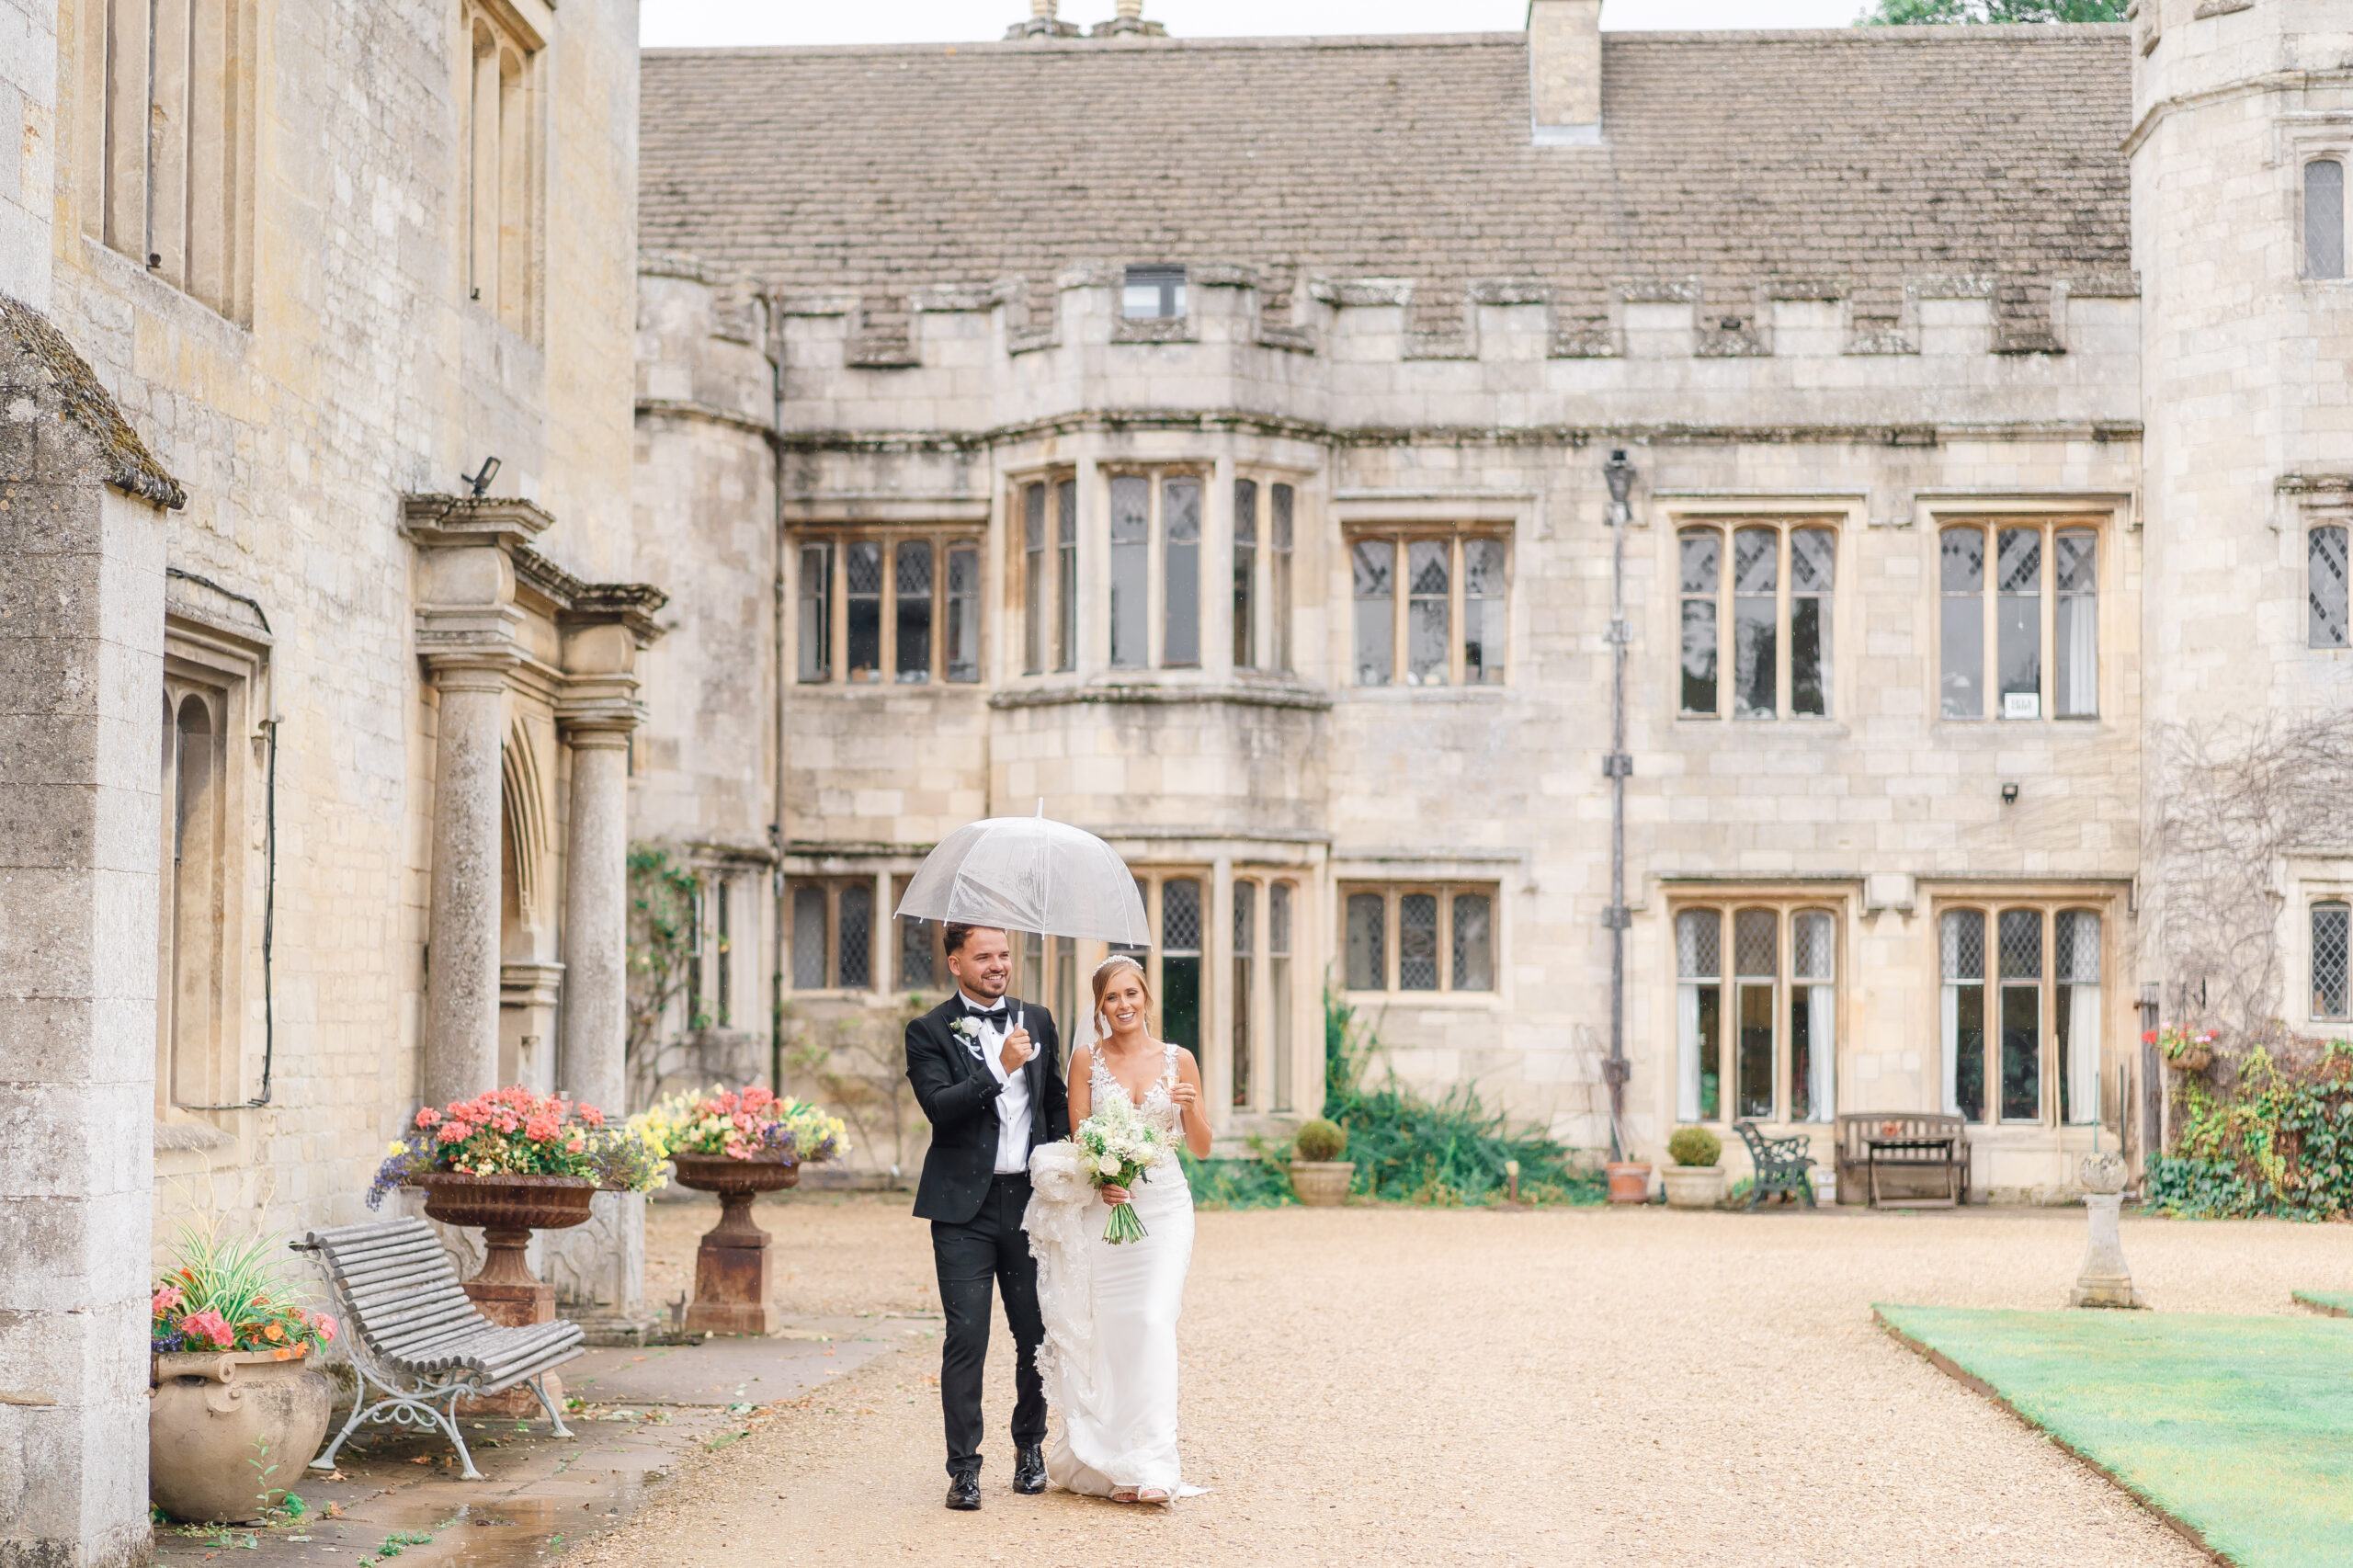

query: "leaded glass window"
left=1346, top=892, right=1385, bottom=994
left=1463, top=539, right=1506, bottom=685
left=2313, top=526, right=2349, bottom=649
left=2316, top=903, right=2350, bottom=1021
left=1733, top=908, right=1777, bottom=1119
left=1732, top=528, right=1778, bottom=720
left=1452, top=892, right=1494, bottom=991
left=1055, top=478, right=1078, bottom=671
left=1943, top=520, right=2100, bottom=722
left=1941, top=908, right=1987, bottom=1120
left=1677, top=908, right=1722, bottom=1123
left=1996, top=528, right=2041, bottom=719
left=1163, top=477, right=1201, bottom=667
left=2307, top=159, right=2346, bottom=280
left=1343, top=885, right=1497, bottom=994
left=1352, top=540, right=1394, bottom=687
left=2055, top=909, right=2101, bottom=1125
left=1940, top=527, right=1985, bottom=719
left=1233, top=479, right=1257, bottom=670
left=1110, top=476, right=1150, bottom=669
left=1232, top=881, right=1255, bottom=1108
left=1270, top=483, right=1295, bottom=672
left=846, top=540, right=883, bottom=682
left=1399, top=892, right=1440, bottom=989
left=1789, top=909, right=1835, bottom=1123
left=797, top=542, right=831, bottom=683
left=1406, top=541, right=1449, bottom=687
left=1347, top=532, right=1507, bottom=687
left=1790, top=528, right=1834, bottom=718
left=894, top=539, right=932, bottom=683
left=1022, top=483, right=1048, bottom=675
left=945, top=546, right=979, bottom=683
left=1678, top=522, right=1834, bottom=720
left=2054, top=530, right=2097, bottom=718
left=1678, top=528, right=1719, bottom=715
left=1160, top=878, right=1202, bottom=1055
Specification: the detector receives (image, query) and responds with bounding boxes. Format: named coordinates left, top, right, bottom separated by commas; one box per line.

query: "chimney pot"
left=1527, top=0, right=1603, bottom=146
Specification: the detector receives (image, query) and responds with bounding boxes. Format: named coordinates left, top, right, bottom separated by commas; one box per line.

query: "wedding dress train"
left=1024, top=1041, right=1201, bottom=1499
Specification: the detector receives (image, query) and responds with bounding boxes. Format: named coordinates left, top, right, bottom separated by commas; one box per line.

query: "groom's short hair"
left=943, top=922, right=990, bottom=957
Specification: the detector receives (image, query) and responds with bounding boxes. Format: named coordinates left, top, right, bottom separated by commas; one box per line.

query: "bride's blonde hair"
left=1090, top=953, right=1151, bottom=1037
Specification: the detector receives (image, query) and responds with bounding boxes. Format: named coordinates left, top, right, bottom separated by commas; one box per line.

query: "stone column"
left=0, top=350, right=179, bottom=1561
left=423, top=657, right=511, bottom=1108
left=557, top=725, right=631, bottom=1116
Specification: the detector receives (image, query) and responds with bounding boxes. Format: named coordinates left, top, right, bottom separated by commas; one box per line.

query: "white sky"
left=642, top=1, right=1871, bottom=50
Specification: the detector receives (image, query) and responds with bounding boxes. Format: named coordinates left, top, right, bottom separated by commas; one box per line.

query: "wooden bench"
left=1733, top=1121, right=1817, bottom=1209
left=295, top=1218, right=583, bottom=1481
left=1833, top=1113, right=1971, bottom=1207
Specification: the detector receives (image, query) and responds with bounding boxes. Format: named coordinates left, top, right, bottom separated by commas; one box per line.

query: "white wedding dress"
left=1024, top=1040, right=1202, bottom=1499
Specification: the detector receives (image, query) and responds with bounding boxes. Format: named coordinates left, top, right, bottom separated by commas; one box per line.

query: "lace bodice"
left=1090, top=1040, right=1185, bottom=1137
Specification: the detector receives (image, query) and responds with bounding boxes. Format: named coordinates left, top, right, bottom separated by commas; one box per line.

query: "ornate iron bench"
left=1833, top=1112, right=1971, bottom=1207
left=1733, top=1121, right=1817, bottom=1210
left=295, top=1218, right=582, bottom=1481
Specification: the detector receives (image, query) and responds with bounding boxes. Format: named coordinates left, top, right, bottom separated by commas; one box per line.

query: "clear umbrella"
left=894, top=812, right=1148, bottom=946
left=895, top=812, right=1148, bottom=1037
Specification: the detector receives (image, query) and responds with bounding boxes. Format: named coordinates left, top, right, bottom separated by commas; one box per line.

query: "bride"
left=1024, top=953, right=1212, bottom=1505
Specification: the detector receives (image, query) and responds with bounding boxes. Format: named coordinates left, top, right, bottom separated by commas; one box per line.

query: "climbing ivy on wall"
left=2150, top=1037, right=2353, bottom=1221
left=625, top=841, right=706, bottom=1101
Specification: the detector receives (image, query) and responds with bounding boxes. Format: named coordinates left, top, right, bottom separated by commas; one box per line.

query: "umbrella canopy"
left=893, top=815, right=1149, bottom=947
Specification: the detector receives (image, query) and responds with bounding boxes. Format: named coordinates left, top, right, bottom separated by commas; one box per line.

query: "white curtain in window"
left=2062, top=595, right=2097, bottom=717
left=2064, top=983, right=2102, bottom=1125
left=1940, top=983, right=1961, bottom=1117
left=1677, top=983, right=1702, bottom=1123
left=1808, top=983, right=1836, bottom=1122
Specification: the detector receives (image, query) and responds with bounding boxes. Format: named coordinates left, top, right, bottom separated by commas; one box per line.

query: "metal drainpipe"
left=1601, top=450, right=1637, bottom=1162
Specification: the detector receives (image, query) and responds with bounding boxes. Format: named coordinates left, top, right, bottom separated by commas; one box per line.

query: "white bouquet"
left=1072, top=1089, right=1170, bottom=1244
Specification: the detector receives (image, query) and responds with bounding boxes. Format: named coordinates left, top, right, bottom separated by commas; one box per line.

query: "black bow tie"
left=961, top=998, right=1007, bottom=1020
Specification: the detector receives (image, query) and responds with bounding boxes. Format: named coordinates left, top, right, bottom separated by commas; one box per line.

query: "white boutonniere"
left=949, top=1017, right=984, bottom=1058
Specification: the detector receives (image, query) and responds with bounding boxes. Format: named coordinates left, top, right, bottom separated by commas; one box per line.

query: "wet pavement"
left=151, top=1315, right=936, bottom=1568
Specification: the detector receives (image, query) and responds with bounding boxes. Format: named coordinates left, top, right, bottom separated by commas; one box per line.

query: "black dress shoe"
left=946, top=1471, right=982, bottom=1510
left=1013, top=1444, right=1046, bottom=1494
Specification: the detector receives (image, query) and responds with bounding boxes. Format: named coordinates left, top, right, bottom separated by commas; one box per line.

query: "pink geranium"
left=315, top=1313, right=337, bottom=1343
left=151, top=1285, right=184, bottom=1315
left=179, top=1309, right=233, bottom=1349
left=437, top=1121, right=470, bottom=1143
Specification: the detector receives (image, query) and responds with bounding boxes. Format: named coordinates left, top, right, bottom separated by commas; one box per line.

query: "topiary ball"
left=1294, top=1117, right=1348, bottom=1163
left=1665, top=1125, right=1722, bottom=1168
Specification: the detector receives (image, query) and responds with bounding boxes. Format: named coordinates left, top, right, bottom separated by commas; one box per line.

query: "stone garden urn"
left=670, top=1153, right=799, bottom=1335
left=2068, top=1151, right=2147, bottom=1310
left=1661, top=1163, right=1727, bottom=1210
left=150, top=1347, right=333, bottom=1523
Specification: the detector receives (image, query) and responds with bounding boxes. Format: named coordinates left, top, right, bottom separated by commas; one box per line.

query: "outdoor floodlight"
left=464, top=456, right=502, bottom=497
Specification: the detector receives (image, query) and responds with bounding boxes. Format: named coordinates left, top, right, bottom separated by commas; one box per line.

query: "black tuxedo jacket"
left=906, top=994, right=1070, bottom=1224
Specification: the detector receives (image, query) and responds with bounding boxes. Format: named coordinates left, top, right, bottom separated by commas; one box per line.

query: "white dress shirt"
left=961, top=993, right=1034, bottom=1175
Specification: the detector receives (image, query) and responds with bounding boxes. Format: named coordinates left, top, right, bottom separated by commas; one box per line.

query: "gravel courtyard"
left=583, top=1195, right=2351, bottom=1566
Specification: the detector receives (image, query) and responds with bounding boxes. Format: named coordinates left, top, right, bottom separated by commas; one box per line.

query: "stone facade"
left=635, top=6, right=2350, bottom=1202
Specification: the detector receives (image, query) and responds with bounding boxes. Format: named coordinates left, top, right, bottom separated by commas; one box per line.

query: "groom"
left=905, top=923, right=1070, bottom=1511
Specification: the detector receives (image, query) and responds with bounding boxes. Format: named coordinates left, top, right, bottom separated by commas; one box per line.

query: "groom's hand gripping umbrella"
left=893, top=812, right=1150, bottom=1032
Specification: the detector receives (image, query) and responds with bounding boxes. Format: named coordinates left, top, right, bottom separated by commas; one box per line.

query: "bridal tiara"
left=1093, top=952, right=1146, bottom=983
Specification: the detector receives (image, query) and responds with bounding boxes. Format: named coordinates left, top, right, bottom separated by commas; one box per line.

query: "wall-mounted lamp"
left=463, top=456, right=501, bottom=497
left=1602, top=448, right=1635, bottom=517
left=2001, top=781, right=2020, bottom=804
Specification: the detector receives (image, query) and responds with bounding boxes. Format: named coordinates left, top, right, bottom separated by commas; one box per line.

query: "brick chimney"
left=1527, top=0, right=1602, bottom=145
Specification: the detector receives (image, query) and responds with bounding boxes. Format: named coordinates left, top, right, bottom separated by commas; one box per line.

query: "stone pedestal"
left=2069, top=1153, right=2147, bottom=1310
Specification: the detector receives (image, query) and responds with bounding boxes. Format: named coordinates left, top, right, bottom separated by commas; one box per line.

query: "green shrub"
left=1665, top=1126, right=1722, bottom=1168
left=1294, top=1118, right=1348, bottom=1163
left=1177, top=1149, right=1295, bottom=1210
left=2154, top=1038, right=2353, bottom=1221
left=1321, top=992, right=1605, bottom=1207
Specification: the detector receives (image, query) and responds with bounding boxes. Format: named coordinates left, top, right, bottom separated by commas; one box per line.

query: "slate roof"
left=640, top=26, right=2131, bottom=342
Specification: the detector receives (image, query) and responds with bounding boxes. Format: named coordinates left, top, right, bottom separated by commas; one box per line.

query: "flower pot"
left=414, top=1172, right=597, bottom=1327
left=1606, top=1161, right=1653, bottom=1204
left=2171, top=1047, right=2212, bottom=1073
left=150, top=1347, right=332, bottom=1524
left=1660, top=1164, right=1726, bottom=1210
left=1288, top=1160, right=1355, bottom=1208
left=669, top=1153, right=801, bottom=1335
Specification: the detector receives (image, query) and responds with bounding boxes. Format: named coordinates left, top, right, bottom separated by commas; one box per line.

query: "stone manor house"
left=6, top=0, right=2351, bottom=1560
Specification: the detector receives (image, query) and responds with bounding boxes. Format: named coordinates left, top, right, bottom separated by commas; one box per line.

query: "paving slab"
left=565, top=1316, right=935, bottom=1407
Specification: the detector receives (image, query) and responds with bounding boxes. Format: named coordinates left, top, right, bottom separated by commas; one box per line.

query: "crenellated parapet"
left=765, top=260, right=2143, bottom=438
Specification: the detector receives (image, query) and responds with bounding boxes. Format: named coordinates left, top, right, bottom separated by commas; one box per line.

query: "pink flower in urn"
left=415, top=1107, right=441, bottom=1129
left=566, top=1137, right=585, bottom=1153
left=152, top=1285, right=184, bottom=1316
left=180, top=1309, right=233, bottom=1349
left=438, top=1121, right=470, bottom=1144
left=523, top=1113, right=561, bottom=1142
left=578, top=1105, right=606, bottom=1128
left=315, top=1313, right=337, bottom=1343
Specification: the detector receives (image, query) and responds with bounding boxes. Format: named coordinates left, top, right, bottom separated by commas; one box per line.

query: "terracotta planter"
left=1606, top=1161, right=1654, bottom=1204
left=2171, top=1047, right=2212, bottom=1073
left=414, top=1172, right=596, bottom=1327
left=150, top=1347, right=332, bottom=1524
left=1288, top=1160, right=1355, bottom=1208
left=670, top=1153, right=801, bottom=1335
left=1660, top=1164, right=1726, bottom=1210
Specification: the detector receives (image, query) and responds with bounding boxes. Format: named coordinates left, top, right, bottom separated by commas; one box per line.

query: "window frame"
left=2314, top=900, right=2351, bottom=1024
left=788, top=875, right=881, bottom=994
left=1670, top=900, right=1841, bottom=1127
left=1101, top=466, right=1209, bottom=672
left=1934, top=898, right=2112, bottom=1130
left=1015, top=472, right=1081, bottom=676
left=1674, top=519, right=1840, bottom=722
left=1934, top=515, right=2107, bottom=724
left=2312, top=522, right=2349, bottom=650
left=1336, top=883, right=1500, bottom=996
left=1342, top=528, right=1510, bottom=689
left=791, top=527, right=984, bottom=687
left=2304, top=155, right=2347, bottom=282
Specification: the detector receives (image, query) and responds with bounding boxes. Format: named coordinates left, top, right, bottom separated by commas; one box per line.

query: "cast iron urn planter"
left=669, top=1153, right=800, bottom=1335
left=414, top=1171, right=597, bottom=1327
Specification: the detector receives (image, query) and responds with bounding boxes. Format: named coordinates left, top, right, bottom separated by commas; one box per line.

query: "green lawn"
left=2292, top=1290, right=2353, bottom=1319
left=1876, top=1304, right=2353, bottom=1567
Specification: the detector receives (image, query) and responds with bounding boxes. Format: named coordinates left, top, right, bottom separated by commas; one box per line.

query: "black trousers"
left=932, top=1173, right=1048, bottom=1476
